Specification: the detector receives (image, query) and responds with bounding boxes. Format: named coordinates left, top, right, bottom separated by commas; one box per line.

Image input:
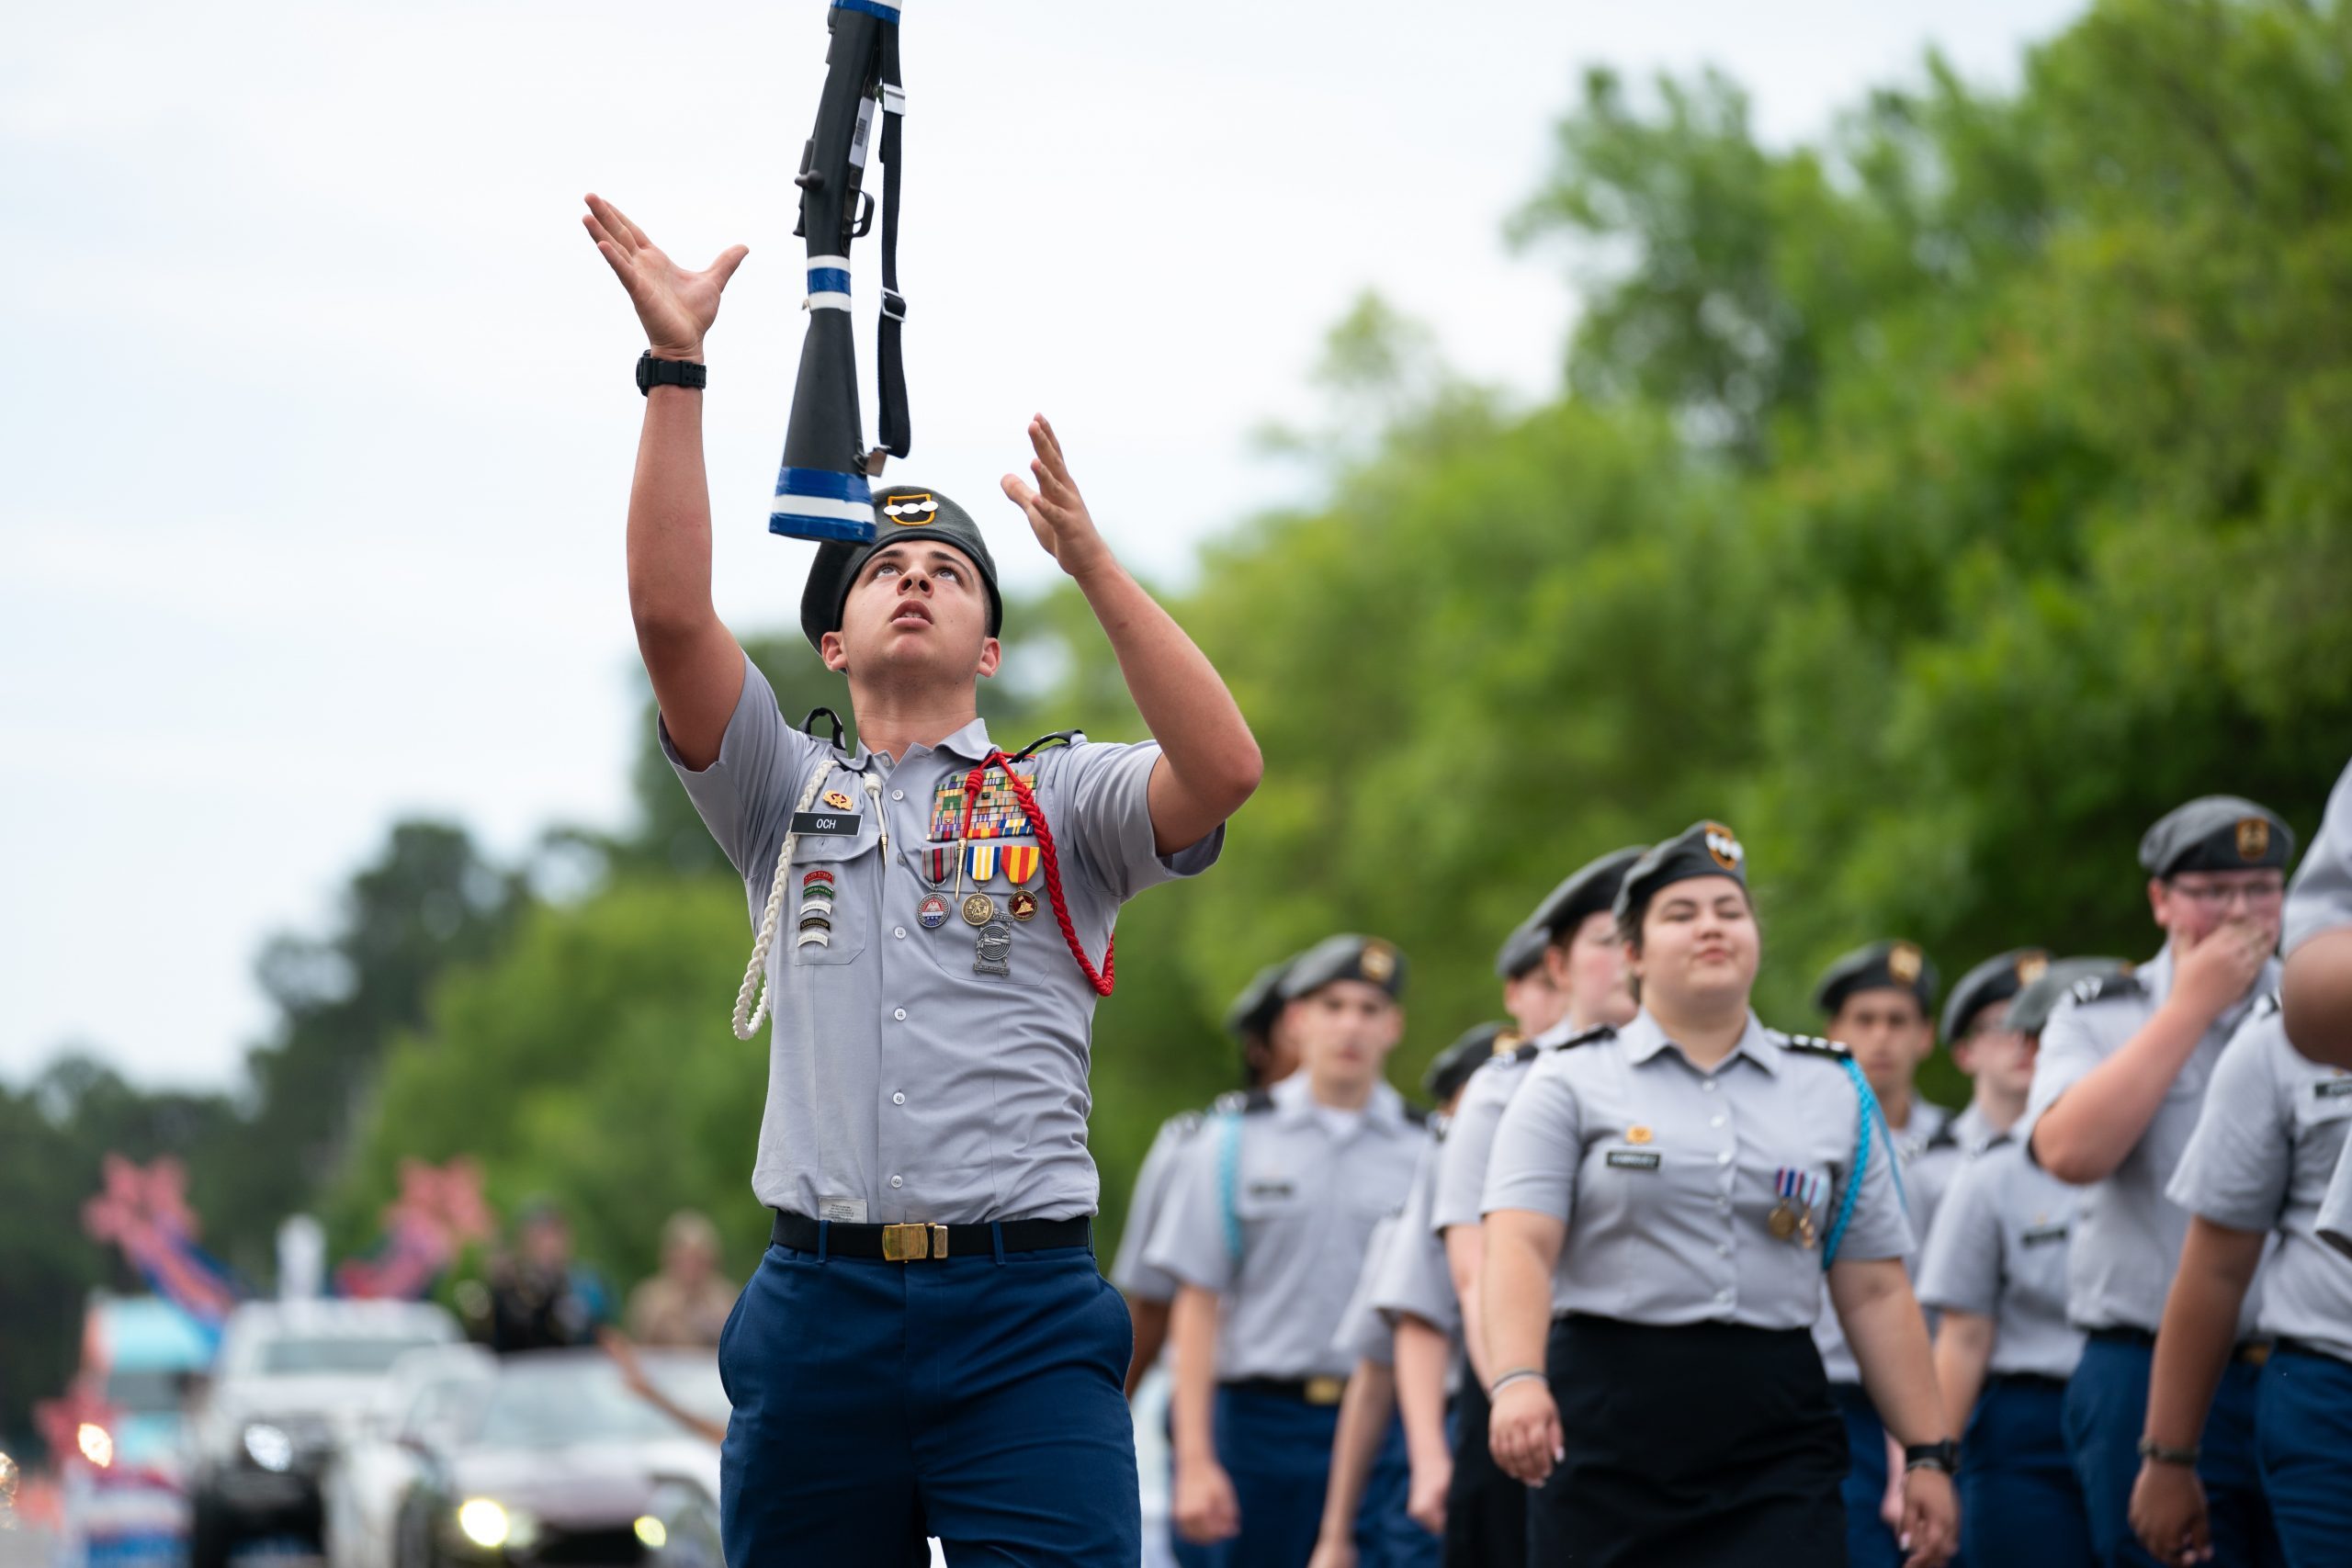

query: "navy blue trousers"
left=718, top=1235, right=1139, bottom=1567
left=1831, top=1382, right=1901, bottom=1568
left=2256, top=1347, right=2352, bottom=1568
left=1169, top=1384, right=1428, bottom=1568
left=2063, top=1335, right=2280, bottom=1568
left=1960, top=1377, right=2095, bottom=1567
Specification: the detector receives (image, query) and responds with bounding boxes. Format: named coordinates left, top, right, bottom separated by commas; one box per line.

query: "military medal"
left=1008, top=889, right=1039, bottom=922
left=974, top=919, right=1013, bottom=976
left=967, top=843, right=999, bottom=884
left=962, top=891, right=997, bottom=926
left=1003, top=844, right=1040, bottom=887
left=918, top=894, right=949, bottom=931
left=1768, top=1201, right=1798, bottom=1241
left=1772, top=1169, right=1824, bottom=1248
left=923, top=845, right=954, bottom=886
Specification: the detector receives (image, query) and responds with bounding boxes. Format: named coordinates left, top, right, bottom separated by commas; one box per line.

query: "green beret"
left=1494, top=921, right=1551, bottom=981
left=1529, top=846, right=1647, bottom=942
left=2008, top=956, right=2133, bottom=1037
left=1612, top=821, right=1747, bottom=928
left=1281, top=933, right=1408, bottom=1001
left=2139, top=795, right=2293, bottom=878
left=798, top=484, right=1005, bottom=652
left=1423, top=1021, right=1515, bottom=1105
left=1813, top=940, right=1940, bottom=1021
left=1939, top=948, right=2052, bottom=1042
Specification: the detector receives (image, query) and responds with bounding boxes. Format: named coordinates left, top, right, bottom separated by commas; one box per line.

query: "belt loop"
left=990, top=1221, right=1006, bottom=1266
left=817, top=1218, right=831, bottom=1264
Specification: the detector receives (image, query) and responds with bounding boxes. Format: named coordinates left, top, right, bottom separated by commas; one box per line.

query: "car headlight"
left=454, top=1498, right=538, bottom=1552
left=243, top=1424, right=295, bottom=1472
left=633, top=1517, right=667, bottom=1550
left=77, top=1424, right=115, bottom=1469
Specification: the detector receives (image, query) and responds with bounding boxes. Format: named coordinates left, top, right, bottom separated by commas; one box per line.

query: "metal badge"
left=918, top=894, right=949, bottom=931
left=961, top=892, right=997, bottom=927
left=1008, top=889, right=1039, bottom=922
left=974, top=919, right=1012, bottom=976
left=823, top=790, right=855, bottom=811
left=1768, top=1201, right=1798, bottom=1241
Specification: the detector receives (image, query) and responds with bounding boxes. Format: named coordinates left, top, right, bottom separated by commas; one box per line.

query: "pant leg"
left=1217, top=1386, right=1336, bottom=1568
left=718, top=1245, right=930, bottom=1568
left=2197, top=1359, right=2283, bottom=1568
left=1960, top=1382, right=2096, bottom=1568
left=2064, top=1337, right=2169, bottom=1568
left=1831, top=1382, right=1901, bottom=1568
left=1353, top=1412, right=1440, bottom=1568
left=1442, top=1376, right=1524, bottom=1568
left=907, top=1247, right=1141, bottom=1568
left=2254, top=1351, right=2348, bottom=1568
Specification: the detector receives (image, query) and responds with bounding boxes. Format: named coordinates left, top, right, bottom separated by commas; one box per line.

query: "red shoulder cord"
left=960, top=749, right=1114, bottom=996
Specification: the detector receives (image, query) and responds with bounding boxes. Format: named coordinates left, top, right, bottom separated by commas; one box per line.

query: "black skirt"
left=1527, top=1314, right=1848, bottom=1567
left=1446, top=1371, right=1529, bottom=1568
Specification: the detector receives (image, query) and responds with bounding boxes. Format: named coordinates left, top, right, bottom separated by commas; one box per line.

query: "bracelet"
left=2137, top=1436, right=2200, bottom=1468
left=1487, top=1368, right=1545, bottom=1398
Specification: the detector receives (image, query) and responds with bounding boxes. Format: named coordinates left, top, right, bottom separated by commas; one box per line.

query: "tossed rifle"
left=770, top=0, right=908, bottom=544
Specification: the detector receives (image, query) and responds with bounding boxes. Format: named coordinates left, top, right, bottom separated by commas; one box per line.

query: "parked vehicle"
left=53, top=1293, right=217, bottom=1568
left=320, top=1346, right=496, bottom=1568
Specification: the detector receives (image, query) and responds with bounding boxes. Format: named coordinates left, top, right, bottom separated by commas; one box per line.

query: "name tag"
left=791, top=811, right=862, bottom=837
left=2314, top=1078, right=2352, bottom=1100
left=1605, top=1150, right=1660, bottom=1171
left=1247, top=1179, right=1295, bottom=1200
left=2021, top=1224, right=2070, bottom=1247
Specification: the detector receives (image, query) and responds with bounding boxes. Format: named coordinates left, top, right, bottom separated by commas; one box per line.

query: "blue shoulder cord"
left=1217, top=1110, right=1246, bottom=1269
left=1821, top=1056, right=1908, bottom=1268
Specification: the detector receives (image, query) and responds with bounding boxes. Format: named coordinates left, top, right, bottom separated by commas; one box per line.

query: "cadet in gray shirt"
left=2283, top=756, right=2352, bottom=1070
left=1481, top=823, right=1955, bottom=1567
left=1113, top=957, right=1300, bottom=1397
left=2023, top=795, right=2293, bottom=1568
left=2131, top=998, right=2352, bottom=1568
left=1147, top=935, right=1426, bottom=1566
left=591, top=195, right=1259, bottom=1568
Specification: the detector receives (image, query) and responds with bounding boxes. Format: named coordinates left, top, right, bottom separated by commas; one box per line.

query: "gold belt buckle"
left=1304, top=1375, right=1347, bottom=1406
left=880, top=1223, right=950, bottom=1262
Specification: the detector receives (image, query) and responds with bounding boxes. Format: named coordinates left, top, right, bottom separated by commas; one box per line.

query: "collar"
left=837, top=715, right=1000, bottom=773
left=1271, top=1070, right=1408, bottom=1133
left=1620, top=1010, right=1780, bottom=1077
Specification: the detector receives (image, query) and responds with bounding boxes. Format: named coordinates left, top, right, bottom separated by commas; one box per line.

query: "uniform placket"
left=1704, top=1075, right=1739, bottom=1314
left=875, top=757, right=915, bottom=1215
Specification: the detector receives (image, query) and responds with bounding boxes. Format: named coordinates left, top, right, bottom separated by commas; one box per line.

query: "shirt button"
left=893, top=1008, right=908, bottom=1021
left=1702, top=1080, right=1718, bottom=1094
left=889, top=1175, right=903, bottom=1189
left=1711, top=1115, right=1726, bottom=1128
left=891, top=788, right=905, bottom=800
left=1715, top=1288, right=1733, bottom=1303
left=1716, top=1150, right=1733, bottom=1166
left=1715, top=1243, right=1730, bottom=1258
left=894, top=926, right=908, bottom=939
left=892, top=1092, right=906, bottom=1106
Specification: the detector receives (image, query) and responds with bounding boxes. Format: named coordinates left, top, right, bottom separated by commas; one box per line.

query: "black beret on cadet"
left=1223, top=957, right=1297, bottom=1044
left=1528, top=846, right=1648, bottom=942
left=2007, top=956, right=2133, bottom=1038
left=1280, top=934, right=1408, bottom=1001
left=799, top=485, right=1005, bottom=651
left=1939, top=948, right=2052, bottom=1043
left=1494, top=922, right=1552, bottom=981
left=1612, top=822, right=1747, bottom=927
left=2139, top=795, right=2294, bottom=878
left=1423, top=1021, right=1517, bottom=1105
left=1813, top=940, right=1941, bottom=1020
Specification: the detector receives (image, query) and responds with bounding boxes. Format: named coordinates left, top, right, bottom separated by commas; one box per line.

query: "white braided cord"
left=731, top=763, right=834, bottom=1040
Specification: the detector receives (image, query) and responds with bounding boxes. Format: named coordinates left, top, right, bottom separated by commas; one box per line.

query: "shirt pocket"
left=785, top=824, right=878, bottom=966
left=900, top=840, right=1050, bottom=988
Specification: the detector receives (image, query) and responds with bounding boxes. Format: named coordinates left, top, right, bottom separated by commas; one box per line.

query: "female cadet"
left=1482, top=823, right=1959, bottom=1567
left=1146, top=935, right=1427, bottom=1568
left=1428, top=849, right=1644, bottom=1568
left=1918, top=959, right=2122, bottom=1568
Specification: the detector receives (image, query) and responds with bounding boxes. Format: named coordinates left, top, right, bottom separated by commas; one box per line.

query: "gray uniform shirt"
left=1371, top=1132, right=1460, bottom=1338
left=1431, top=1015, right=1587, bottom=1233
left=667, top=655, right=1221, bottom=1224
left=2285, top=757, right=2352, bottom=955
left=2320, top=1145, right=2352, bottom=1260
left=1813, top=1098, right=1952, bottom=1383
left=2026, top=943, right=2278, bottom=1334
left=1482, top=1011, right=1913, bottom=1326
left=1144, top=1073, right=1425, bottom=1380
left=1917, top=1139, right=2086, bottom=1381
left=1332, top=1214, right=1401, bottom=1368
left=2167, top=1001, right=2352, bottom=1361
left=1112, top=1109, right=1214, bottom=1300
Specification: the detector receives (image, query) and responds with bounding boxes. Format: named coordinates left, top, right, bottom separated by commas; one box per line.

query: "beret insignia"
left=1361, top=942, right=1398, bottom=984
left=881, top=491, right=940, bottom=525
left=1889, top=942, right=1925, bottom=986
left=1704, top=822, right=1745, bottom=871
left=2237, top=817, right=2271, bottom=862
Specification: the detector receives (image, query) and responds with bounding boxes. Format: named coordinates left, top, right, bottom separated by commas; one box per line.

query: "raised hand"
left=1001, top=414, right=1112, bottom=579
left=581, top=193, right=748, bottom=363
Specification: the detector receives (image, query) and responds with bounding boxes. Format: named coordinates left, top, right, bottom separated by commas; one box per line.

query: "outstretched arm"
left=1001, top=418, right=1261, bottom=854
left=582, top=193, right=752, bottom=770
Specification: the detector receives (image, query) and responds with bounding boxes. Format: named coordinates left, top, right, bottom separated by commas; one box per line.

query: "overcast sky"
left=1, top=0, right=2086, bottom=1090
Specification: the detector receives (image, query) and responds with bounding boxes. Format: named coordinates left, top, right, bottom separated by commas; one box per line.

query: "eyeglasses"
left=2166, top=877, right=2287, bottom=909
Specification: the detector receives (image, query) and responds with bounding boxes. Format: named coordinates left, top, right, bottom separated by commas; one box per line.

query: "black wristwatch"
left=2137, top=1436, right=2200, bottom=1468
left=1903, top=1439, right=1959, bottom=1475
left=637, top=351, right=707, bottom=396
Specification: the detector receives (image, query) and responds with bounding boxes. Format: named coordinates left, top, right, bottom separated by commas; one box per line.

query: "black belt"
left=769, top=1210, right=1090, bottom=1261
left=1986, top=1371, right=2069, bottom=1391
left=2272, top=1337, right=2347, bottom=1367
left=2086, top=1325, right=2271, bottom=1366
left=1223, top=1375, right=1350, bottom=1407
